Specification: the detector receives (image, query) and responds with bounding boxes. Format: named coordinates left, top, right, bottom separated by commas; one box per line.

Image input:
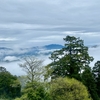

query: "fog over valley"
left=0, top=44, right=99, bottom=75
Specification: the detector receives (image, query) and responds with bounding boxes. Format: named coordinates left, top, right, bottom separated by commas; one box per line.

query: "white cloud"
left=0, top=61, right=26, bottom=75
left=3, top=56, right=19, bottom=62
left=38, top=35, right=64, bottom=39
left=29, top=39, right=51, bottom=43
left=0, top=37, right=17, bottom=41
left=0, top=55, right=52, bottom=76
left=0, top=23, right=46, bottom=30
left=0, top=0, right=99, bottom=55
left=0, top=0, right=100, bottom=75
left=62, top=31, right=100, bottom=37
left=89, top=46, right=100, bottom=67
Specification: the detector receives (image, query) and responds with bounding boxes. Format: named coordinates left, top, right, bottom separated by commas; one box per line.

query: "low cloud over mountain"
left=0, top=43, right=100, bottom=75
left=0, top=43, right=100, bottom=63
left=0, top=44, right=63, bottom=62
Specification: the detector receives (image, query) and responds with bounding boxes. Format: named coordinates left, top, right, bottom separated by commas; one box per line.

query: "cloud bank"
left=0, top=0, right=100, bottom=49
left=0, top=0, right=100, bottom=75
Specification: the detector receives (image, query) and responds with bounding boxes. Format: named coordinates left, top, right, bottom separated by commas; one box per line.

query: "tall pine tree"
left=49, top=36, right=93, bottom=79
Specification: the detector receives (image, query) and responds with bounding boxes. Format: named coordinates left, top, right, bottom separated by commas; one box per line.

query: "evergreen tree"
left=82, top=67, right=99, bottom=100
left=93, top=61, right=100, bottom=98
left=49, top=36, right=93, bottom=79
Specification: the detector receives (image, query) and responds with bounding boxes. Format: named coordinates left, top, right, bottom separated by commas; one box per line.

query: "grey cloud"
left=1, top=0, right=100, bottom=75
left=0, top=0, right=100, bottom=49
left=0, top=0, right=100, bottom=26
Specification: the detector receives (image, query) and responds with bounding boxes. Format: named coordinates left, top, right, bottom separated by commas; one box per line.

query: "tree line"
left=0, top=35, right=100, bottom=100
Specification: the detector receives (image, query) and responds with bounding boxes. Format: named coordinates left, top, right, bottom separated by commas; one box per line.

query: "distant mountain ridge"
left=0, top=44, right=100, bottom=62
left=43, top=44, right=63, bottom=50
left=0, top=44, right=63, bottom=62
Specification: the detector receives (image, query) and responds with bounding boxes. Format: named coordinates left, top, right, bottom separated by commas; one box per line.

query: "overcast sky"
left=1, top=0, right=100, bottom=75
left=0, top=0, right=100, bottom=49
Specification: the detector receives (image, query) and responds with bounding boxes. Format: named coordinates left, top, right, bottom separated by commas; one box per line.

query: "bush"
left=49, top=77, right=92, bottom=100
left=15, top=81, right=51, bottom=100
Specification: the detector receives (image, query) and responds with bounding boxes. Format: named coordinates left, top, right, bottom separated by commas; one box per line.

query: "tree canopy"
left=46, top=35, right=99, bottom=100
left=19, top=56, right=44, bottom=82
left=50, top=77, right=92, bottom=100
left=93, top=61, right=100, bottom=98
left=0, top=66, right=21, bottom=99
left=15, top=81, right=50, bottom=100
left=49, top=36, right=93, bottom=79
left=82, top=67, right=99, bottom=100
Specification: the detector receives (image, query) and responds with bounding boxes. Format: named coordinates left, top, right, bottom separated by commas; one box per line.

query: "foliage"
left=19, top=56, right=44, bottom=82
left=46, top=35, right=99, bottom=99
left=93, top=61, right=100, bottom=98
left=18, top=57, right=51, bottom=100
left=15, top=81, right=51, bottom=100
left=49, top=35, right=93, bottom=79
left=0, top=67, right=21, bottom=99
left=82, top=67, right=99, bottom=100
left=50, top=77, right=92, bottom=100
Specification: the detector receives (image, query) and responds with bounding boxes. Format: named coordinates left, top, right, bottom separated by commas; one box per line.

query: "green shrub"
left=50, top=77, right=92, bottom=100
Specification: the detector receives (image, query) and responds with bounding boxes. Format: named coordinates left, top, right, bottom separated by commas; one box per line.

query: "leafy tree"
left=92, top=61, right=100, bottom=98
left=49, top=36, right=93, bottom=79
left=0, top=66, right=6, bottom=72
left=18, top=57, right=51, bottom=100
left=19, top=56, right=44, bottom=83
left=50, top=77, right=92, bottom=100
left=0, top=67, right=21, bottom=99
left=15, top=81, right=51, bottom=100
left=82, top=67, right=99, bottom=100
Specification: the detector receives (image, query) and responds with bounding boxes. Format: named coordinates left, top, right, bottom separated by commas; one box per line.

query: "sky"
left=0, top=0, right=100, bottom=49
left=0, top=0, right=100, bottom=75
